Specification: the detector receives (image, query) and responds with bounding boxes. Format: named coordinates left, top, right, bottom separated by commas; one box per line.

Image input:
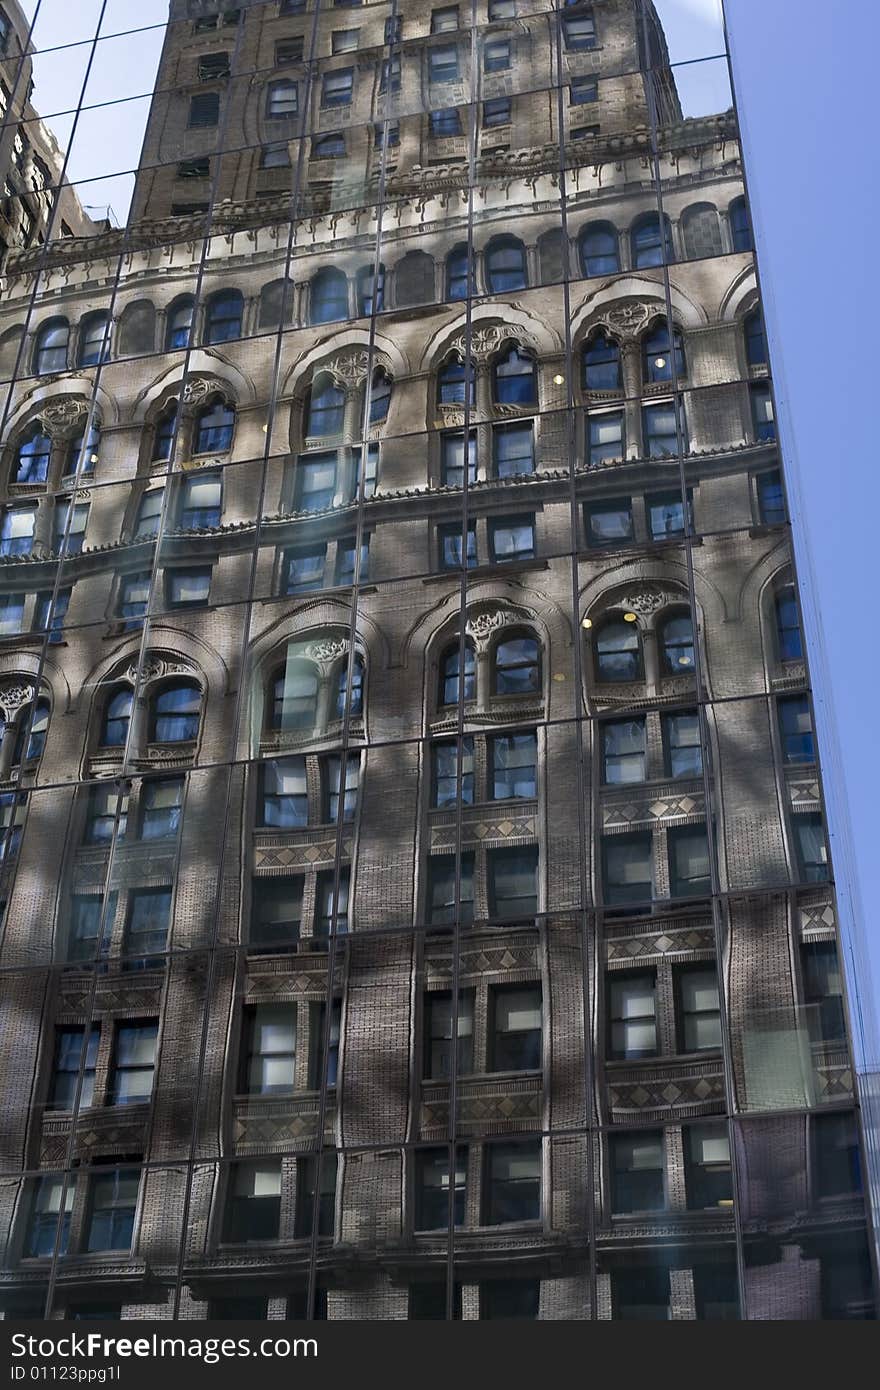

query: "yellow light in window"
left=623, top=611, right=637, bottom=623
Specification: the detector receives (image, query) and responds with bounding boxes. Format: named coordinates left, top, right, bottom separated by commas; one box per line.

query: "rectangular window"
left=260, top=142, right=290, bottom=169
left=283, top=544, right=326, bottom=593
left=85, top=1167, right=140, bottom=1252
left=223, top=1161, right=282, bottom=1242
left=331, top=29, right=359, bottom=53
left=260, top=756, right=308, bottom=829
left=490, top=985, right=542, bottom=1072
left=335, top=535, right=370, bottom=586
left=584, top=498, right=633, bottom=548
left=415, top=1147, right=466, bottom=1231
left=488, top=845, right=538, bottom=920
left=188, top=92, right=219, bottom=127
left=676, top=966, right=722, bottom=1053
left=266, top=80, right=298, bottom=118
left=778, top=694, right=814, bottom=763
left=563, top=12, right=596, bottom=50
left=685, top=1124, right=732, bottom=1209
left=612, top=1268, right=670, bottom=1320
left=315, top=867, right=350, bottom=937
left=312, top=133, right=345, bottom=159
left=309, top=999, right=342, bottom=1089
left=241, top=1003, right=296, bottom=1095
left=49, top=1026, right=99, bottom=1110
left=663, top=710, right=702, bottom=779
left=124, top=888, right=170, bottom=967
left=802, top=941, right=846, bottom=1044
left=427, top=853, right=474, bottom=927
left=135, top=488, right=164, bottom=537
left=602, top=832, right=652, bottom=906
left=483, top=38, right=510, bottom=71
left=571, top=76, right=598, bottom=104
left=323, top=753, right=359, bottom=823
left=484, top=1141, right=541, bottom=1224
left=179, top=473, right=221, bottom=530
left=321, top=68, right=353, bottom=107
left=198, top=52, right=230, bottom=80
left=647, top=489, right=693, bottom=541
left=440, top=429, right=477, bottom=486
left=668, top=824, right=711, bottom=897
left=52, top=501, right=88, bottom=556
left=757, top=468, right=785, bottom=524
left=611, top=1132, right=664, bottom=1213
left=35, top=587, right=71, bottom=643
left=84, top=784, right=128, bottom=844
left=750, top=381, right=776, bottom=441
left=813, top=1111, right=862, bottom=1200
left=0, top=791, right=24, bottom=862
left=488, top=515, right=535, bottom=563
left=432, top=737, right=474, bottom=807
left=489, top=0, right=516, bottom=15
left=492, top=421, right=534, bottom=477
left=26, top=1176, right=73, bottom=1257
left=642, top=402, right=681, bottom=459
left=140, top=777, right=182, bottom=840
left=430, top=107, right=462, bottom=137
left=491, top=731, right=537, bottom=799
left=379, top=56, right=401, bottom=94
left=424, top=990, right=474, bottom=1078
left=795, top=813, right=829, bottom=883
left=295, top=1153, right=337, bottom=1237
left=352, top=444, right=379, bottom=499
left=373, top=121, right=399, bottom=148
left=0, top=593, right=25, bottom=635
left=431, top=6, right=459, bottom=32
left=165, top=566, right=211, bottom=608
left=0, top=505, right=35, bottom=556
left=608, top=972, right=656, bottom=1060
left=439, top=521, right=477, bottom=569
left=602, top=718, right=646, bottom=785
left=276, top=39, right=304, bottom=64
left=109, top=1021, right=158, bottom=1105
left=588, top=410, right=624, bottom=466
left=429, top=44, right=459, bottom=84
left=483, top=96, right=511, bottom=127
left=69, top=892, right=116, bottom=963
left=295, top=451, right=337, bottom=511
left=251, top=876, right=303, bottom=950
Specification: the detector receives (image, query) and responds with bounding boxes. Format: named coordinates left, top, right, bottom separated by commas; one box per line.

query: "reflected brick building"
left=0, top=0, right=875, bottom=1320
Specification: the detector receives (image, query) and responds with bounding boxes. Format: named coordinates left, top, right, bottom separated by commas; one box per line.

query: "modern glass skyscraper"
left=0, top=0, right=875, bottom=1320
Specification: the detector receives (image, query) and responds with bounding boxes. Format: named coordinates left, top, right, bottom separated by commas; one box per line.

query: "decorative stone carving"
left=449, top=325, right=540, bottom=362
left=0, top=682, right=35, bottom=718
left=465, top=609, right=507, bottom=649
left=323, top=351, right=371, bottom=389
left=622, top=586, right=670, bottom=615
left=40, top=397, right=90, bottom=440
left=303, top=638, right=348, bottom=665
left=182, top=377, right=212, bottom=407
left=601, top=301, right=655, bottom=340
left=123, top=656, right=194, bottom=685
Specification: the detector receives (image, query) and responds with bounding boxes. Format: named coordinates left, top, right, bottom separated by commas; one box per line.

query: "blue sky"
left=17, top=0, right=880, bottom=1057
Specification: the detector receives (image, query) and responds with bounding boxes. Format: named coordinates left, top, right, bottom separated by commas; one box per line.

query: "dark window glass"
left=608, top=973, right=656, bottom=1060
left=602, top=832, right=652, bottom=906
left=240, top=1003, right=296, bottom=1095
left=490, top=985, right=541, bottom=1071
left=149, top=682, right=200, bottom=742
left=432, top=737, right=474, bottom=807
left=223, top=1162, right=281, bottom=1242
left=485, top=236, right=527, bottom=293
left=676, top=967, right=721, bottom=1052
left=294, top=452, right=337, bottom=510
left=480, top=1280, right=539, bottom=1320
left=110, top=1021, right=158, bottom=1104
left=492, top=422, right=534, bottom=477
left=140, top=778, right=183, bottom=840
left=795, top=813, right=829, bottom=883
left=269, top=663, right=318, bottom=731
left=15, top=423, right=51, bottom=483
left=295, top=1153, right=337, bottom=1237
left=49, top=1027, right=99, bottom=1110
left=424, top=990, right=474, bottom=1078
left=188, top=92, right=219, bottom=126
left=440, top=429, right=477, bottom=486
left=745, top=308, right=767, bottom=366
left=430, top=107, right=461, bottom=137
left=660, top=613, right=695, bottom=674
left=491, top=731, right=537, bottom=799
left=588, top=409, right=624, bottom=465
left=602, top=718, right=645, bottom=785
left=484, top=1142, right=540, bottom=1224
left=483, top=97, right=510, bottom=127
left=410, top=1283, right=463, bottom=1319
left=814, top=1111, right=862, bottom=1200
left=34, top=320, right=69, bottom=374
left=493, top=346, right=537, bottom=405
left=802, top=941, right=846, bottom=1044
left=446, top=244, right=472, bottom=300
left=179, top=469, right=222, bottom=525
left=86, top=1168, right=140, bottom=1252
left=583, top=332, right=621, bottom=391
left=260, top=756, right=308, bottom=828
left=266, top=79, right=298, bottom=117
left=166, top=567, right=211, bottom=607
left=729, top=196, right=753, bottom=252
left=668, top=824, right=711, bottom=897
left=251, top=876, right=303, bottom=951
left=438, top=354, right=475, bottom=406
left=642, top=320, right=686, bottom=385
left=427, top=853, right=474, bottom=926
left=204, top=293, right=242, bottom=345
left=493, top=634, right=540, bottom=693
left=595, top=619, right=641, bottom=682
left=685, top=1124, right=732, bottom=1208
left=26, top=1176, right=73, bottom=1257
left=750, top=381, right=776, bottom=440
left=611, top=1133, right=664, bottom=1213
left=757, top=469, right=785, bottom=524
left=487, top=845, right=538, bottom=919
left=78, top=313, right=110, bottom=367
left=613, top=1268, right=670, bottom=1320
left=314, top=868, right=350, bottom=939
left=439, top=642, right=475, bottom=705
left=439, top=521, right=477, bottom=569
left=580, top=222, right=619, bottom=276
left=585, top=497, right=633, bottom=546
left=775, top=586, right=803, bottom=660
left=663, top=710, right=702, bottom=779
left=415, top=1147, right=466, bottom=1230
left=310, top=269, right=348, bottom=324
left=571, top=76, right=598, bottom=104
left=321, top=69, right=352, bottom=107
left=428, top=44, right=459, bottom=84
left=778, top=694, right=814, bottom=763
left=35, top=588, right=70, bottom=643
left=483, top=38, right=510, bottom=72
left=124, top=888, right=170, bottom=967
left=283, top=546, right=326, bottom=593
left=631, top=213, right=673, bottom=269
left=84, top=784, right=128, bottom=845
left=563, top=13, right=596, bottom=50
left=101, top=689, right=133, bottom=747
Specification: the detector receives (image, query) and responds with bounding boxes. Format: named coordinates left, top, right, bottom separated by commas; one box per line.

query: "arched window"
left=631, top=213, right=673, bottom=270
left=118, top=299, right=156, bottom=357
left=493, top=635, right=541, bottom=695
left=595, top=619, right=642, bottom=682
left=745, top=308, right=767, bottom=367
left=12, top=699, right=49, bottom=764
left=258, top=279, right=294, bottom=330
left=775, top=586, right=803, bottom=661
left=150, top=681, right=201, bottom=742
left=661, top=614, right=696, bottom=674
left=642, top=319, right=686, bottom=384
left=394, top=250, right=434, bottom=308
left=369, top=368, right=392, bottom=424
left=493, top=346, right=537, bottom=405
left=336, top=653, right=364, bottom=719
left=538, top=227, right=564, bottom=285
left=305, top=375, right=345, bottom=437
left=582, top=332, right=621, bottom=392
left=729, top=196, right=753, bottom=253
left=33, top=319, right=69, bottom=375
left=15, top=423, right=51, bottom=484
left=447, top=244, right=472, bottom=301
left=101, top=689, right=133, bottom=748
left=204, top=290, right=243, bottom=344
left=579, top=223, right=619, bottom=277
left=78, top=312, right=110, bottom=367
left=439, top=642, right=475, bottom=706
left=194, top=399, right=234, bottom=453
left=310, top=268, right=348, bottom=325
left=152, top=402, right=178, bottom=462
left=65, top=422, right=100, bottom=477
left=681, top=203, right=722, bottom=260
left=357, top=263, right=385, bottom=316
left=438, top=354, right=476, bottom=407
left=485, top=236, right=527, bottom=293
left=166, top=297, right=194, bottom=351
left=269, top=662, right=319, bottom=731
